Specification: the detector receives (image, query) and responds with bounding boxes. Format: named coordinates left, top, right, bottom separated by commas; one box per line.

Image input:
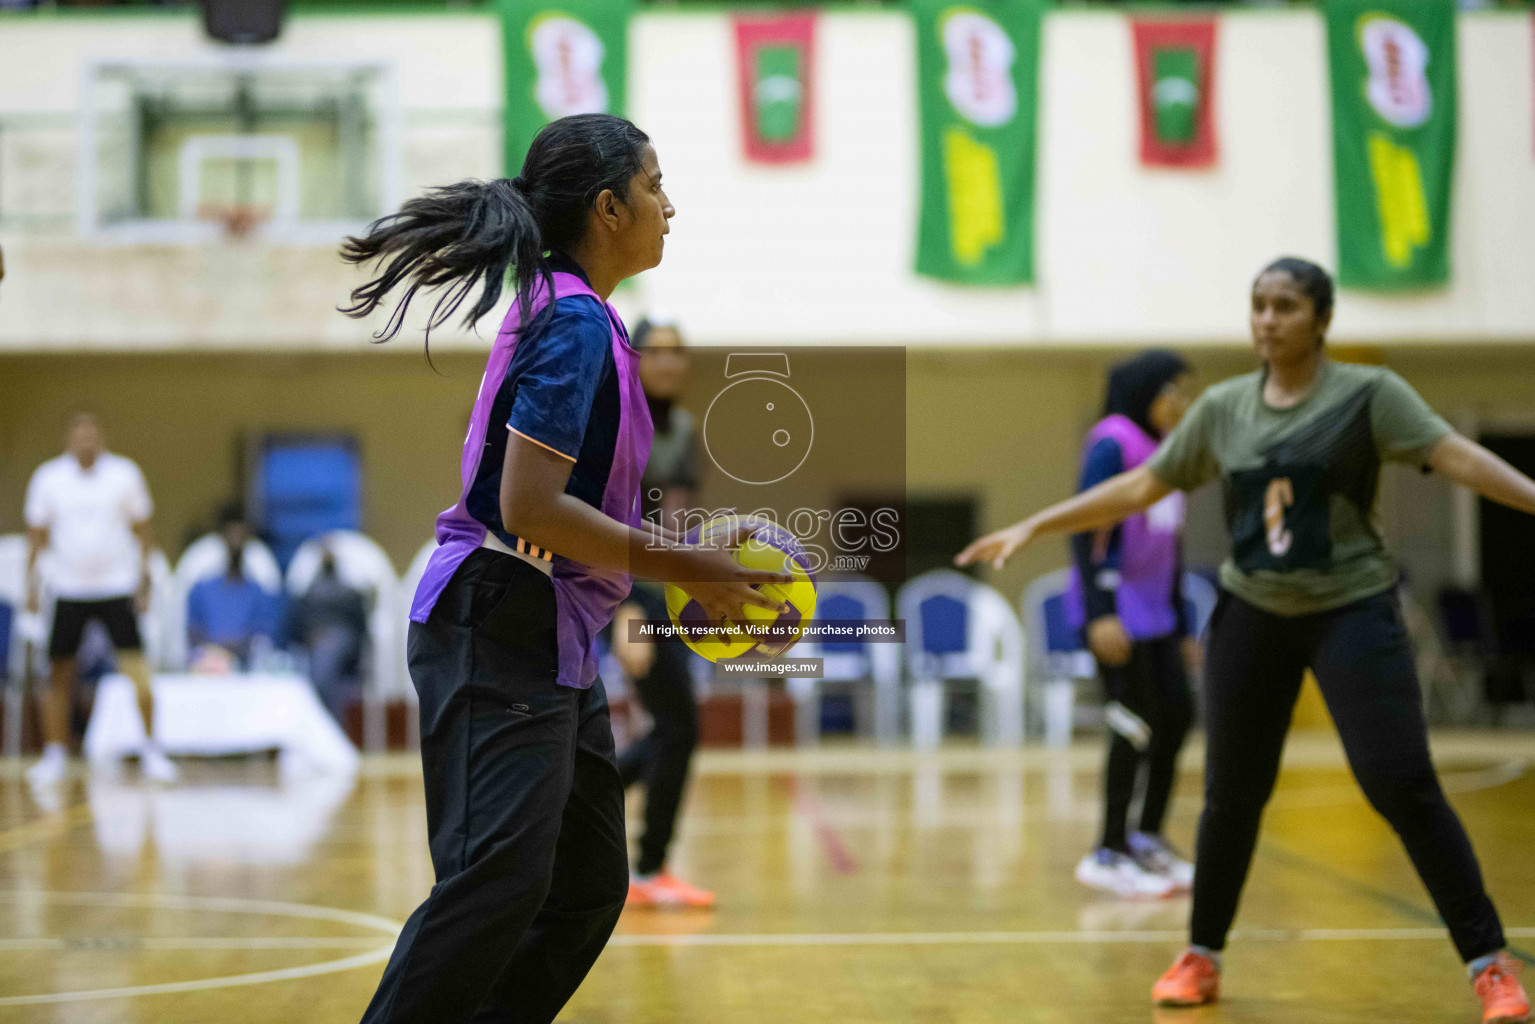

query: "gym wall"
left=2, top=345, right=1531, bottom=608
left=0, top=10, right=1532, bottom=350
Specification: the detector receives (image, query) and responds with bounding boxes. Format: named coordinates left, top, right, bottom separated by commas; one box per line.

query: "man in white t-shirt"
left=24, top=413, right=177, bottom=785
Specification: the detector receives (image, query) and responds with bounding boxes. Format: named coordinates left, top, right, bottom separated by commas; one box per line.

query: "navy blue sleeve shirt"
left=506, top=299, right=611, bottom=460
left=464, top=260, right=623, bottom=551
left=1070, top=436, right=1125, bottom=623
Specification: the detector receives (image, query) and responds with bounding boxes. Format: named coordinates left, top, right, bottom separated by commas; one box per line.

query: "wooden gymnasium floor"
left=0, top=732, right=1532, bottom=1024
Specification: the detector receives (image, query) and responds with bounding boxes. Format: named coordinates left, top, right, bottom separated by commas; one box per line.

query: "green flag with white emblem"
left=499, top=0, right=631, bottom=175
left=1325, top=0, right=1456, bottom=288
left=912, top=0, right=1043, bottom=285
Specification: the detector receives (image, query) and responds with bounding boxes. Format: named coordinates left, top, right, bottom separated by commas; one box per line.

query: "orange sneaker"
left=1152, top=950, right=1220, bottom=1007
left=626, top=870, right=717, bottom=909
left=1474, top=954, right=1531, bottom=1024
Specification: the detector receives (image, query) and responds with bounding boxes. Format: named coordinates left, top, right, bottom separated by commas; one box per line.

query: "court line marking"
left=672, top=759, right=1533, bottom=835
left=607, top=926, right=1535, bottom=949
left=1259, top=836, right=1535, bottom=965
left=0, top=891, right=401, bottom=1007
left=0, top=946, right=397, bottom=1006
left=0, top=890, right=402, bottom=934
left=4, top=890, right=1532, bottom=1003
left=0, top=937, right=388, bottom=951
left=1, top=760, right=1526, bottom=1000
left=783, top=775, right=860, bottom=874
left=1255, top=758, right=1533, bottom=811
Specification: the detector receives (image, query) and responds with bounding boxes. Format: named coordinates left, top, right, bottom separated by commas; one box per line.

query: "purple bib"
left=1065, top=414, right=1185, bottom=641
left=409, top=272, right=654, bottom=688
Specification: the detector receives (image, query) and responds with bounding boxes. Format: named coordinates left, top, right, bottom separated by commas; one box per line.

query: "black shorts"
left=49, top=596, right=142, bottom=659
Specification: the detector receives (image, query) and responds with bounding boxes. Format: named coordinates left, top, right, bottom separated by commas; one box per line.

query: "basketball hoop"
left=80, top=60, right=399, bottom=244
left=195, top=202, right=268, bottom=239
left=222, top=206, right=265, bottom=239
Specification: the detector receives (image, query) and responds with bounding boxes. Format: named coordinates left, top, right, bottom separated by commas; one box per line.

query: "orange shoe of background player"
left=1151, top=950, right=1220, bottom=1007
left=1474, top=953, right=1531, bottom=1024
left=626, top=870, right=717, bottom=909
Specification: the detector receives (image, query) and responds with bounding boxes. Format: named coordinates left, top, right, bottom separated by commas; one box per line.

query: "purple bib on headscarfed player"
left=409, top=272, right=653, bottom=689
left=1065, top=414, right=1184, bottom=641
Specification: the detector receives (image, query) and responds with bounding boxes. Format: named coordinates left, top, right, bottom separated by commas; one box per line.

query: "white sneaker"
left=25, top=744, right=67, bottom=788
left=1129, top=831, right=1195, bottom=890
left=1075, top=848, right=1177, bottom=900
left=140, top=746, right=180, bottom=784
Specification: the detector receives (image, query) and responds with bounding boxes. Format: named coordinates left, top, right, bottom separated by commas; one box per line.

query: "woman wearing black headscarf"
left=1065, top=350, right=1199, bottom=899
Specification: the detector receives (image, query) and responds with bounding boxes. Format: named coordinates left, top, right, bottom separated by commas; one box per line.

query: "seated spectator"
left=186, top=505, right=279, bottom=671
left=287, top=547, right=369, bottom=724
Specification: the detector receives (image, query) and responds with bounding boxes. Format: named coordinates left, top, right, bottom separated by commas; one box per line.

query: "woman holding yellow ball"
left=339, top=114, right=790, bottom=1024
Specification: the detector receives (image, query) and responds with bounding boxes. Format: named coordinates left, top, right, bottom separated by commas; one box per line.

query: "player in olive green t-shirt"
left=958, top=258, right=1535, bottom=1021
left=1148, top=351, right=1453, bottom=616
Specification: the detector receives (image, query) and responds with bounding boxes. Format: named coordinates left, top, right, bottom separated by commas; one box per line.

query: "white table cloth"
left=83, top=673, right=359, bottom=775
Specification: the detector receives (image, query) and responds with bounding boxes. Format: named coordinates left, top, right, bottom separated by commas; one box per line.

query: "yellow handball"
left=663, top=514, right=818, bottom=663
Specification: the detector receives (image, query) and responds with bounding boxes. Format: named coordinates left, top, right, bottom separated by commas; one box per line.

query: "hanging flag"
left=1325, top=0, right=1455, bottom=288
left=913, top=0, right=1044, bottom=285
left=1131, top=19, right=1218, bottom=168
left=734, top=13, right=817, bottom=165
left=498, top=0, right=631, bottom=175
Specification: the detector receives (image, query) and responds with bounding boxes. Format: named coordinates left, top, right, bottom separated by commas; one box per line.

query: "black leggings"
left=616, top=621, right=699, bottom=877
left=1098, top=635, right=1195, bottom=852
left=1191, top=589, right=1505, bottom=963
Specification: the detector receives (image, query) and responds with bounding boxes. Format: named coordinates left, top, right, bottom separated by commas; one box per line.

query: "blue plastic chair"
left=788, top=576, right=901, bottom=745
left=897, top=569, right=1026, bottom=748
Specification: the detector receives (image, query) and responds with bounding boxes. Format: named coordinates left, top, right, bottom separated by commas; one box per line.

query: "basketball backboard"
left=78, top=52, right=401, bottom=244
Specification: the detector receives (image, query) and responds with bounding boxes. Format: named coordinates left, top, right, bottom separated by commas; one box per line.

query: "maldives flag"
left=1132, top=19, right=1218, bottom=168
left=733, top=12, right=817, bottom=164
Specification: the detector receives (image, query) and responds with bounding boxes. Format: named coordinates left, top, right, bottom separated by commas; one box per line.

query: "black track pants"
left=616, top=647, right=699, bottom=876
left=360, top=550, right=628, bottom=1024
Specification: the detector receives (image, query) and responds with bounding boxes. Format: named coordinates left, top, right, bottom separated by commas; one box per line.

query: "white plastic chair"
left=395, top=539, right=438, bottom=748
left=0, top=534, right=26, bottom=758
left=287, top=531, right=400, bottom=753
left=1021, top=568, right=1098, bottom=748
left=400, top=540, right=436, bottom=642
left=787, top=575, right=901, bottom=745
left=170, top=533, right=283, bottom=671
left=0, top=535, right=26, bottom=676
left=1022, top=568, right=1218, bottom=747
left=897, top=569, right=1026, bottom=749
left=141, top=549, right=175, bottom=671
left=0, top=537, right=68, bottom=758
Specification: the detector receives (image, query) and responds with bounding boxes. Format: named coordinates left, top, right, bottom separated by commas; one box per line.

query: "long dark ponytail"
left=339, top=113, right=651, bottom=346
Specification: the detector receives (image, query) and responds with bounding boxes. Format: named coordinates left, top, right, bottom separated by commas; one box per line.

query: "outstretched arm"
left=1427, top=434, right=1535, bottom=517
left=955, top=465, right=1174, bottom=571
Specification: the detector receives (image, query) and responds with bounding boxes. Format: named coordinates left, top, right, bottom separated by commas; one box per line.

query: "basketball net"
left=195, top=202, right=268, bottom=239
